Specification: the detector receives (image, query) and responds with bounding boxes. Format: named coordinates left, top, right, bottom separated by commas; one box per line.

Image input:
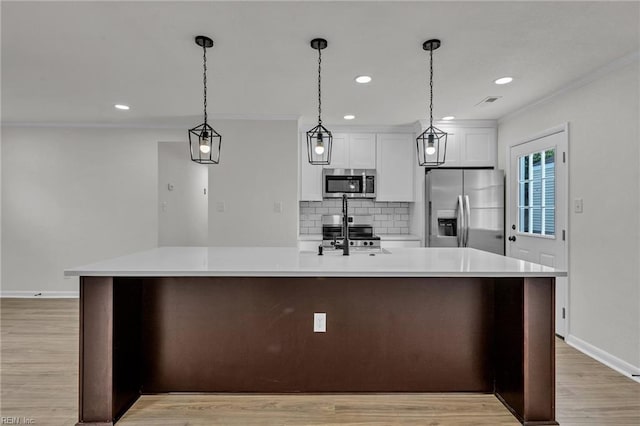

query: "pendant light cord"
left=429, top=47, right=433, bottom=127
left=203, top=44, right=208, bottom=125
left=317, top=47, right=322, bottom=125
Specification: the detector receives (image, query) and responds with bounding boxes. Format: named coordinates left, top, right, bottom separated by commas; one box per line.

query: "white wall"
left=158, top=142, right=208, bottom=246
left=1, top=126, right=183, bottom=295
left=0, top=130, right=3, bottom=290
left=208, top=119, right=298, bottom=247
left=498, top=61, right=640, bottom=370
left=1, top=120, right=299, bottom=295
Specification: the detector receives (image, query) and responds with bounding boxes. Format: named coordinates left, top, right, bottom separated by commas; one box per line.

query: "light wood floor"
left=1, top=299, right=638, bottom=425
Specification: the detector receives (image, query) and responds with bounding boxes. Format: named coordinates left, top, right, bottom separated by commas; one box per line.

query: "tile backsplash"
left=300, top=200, right=411, bottom=235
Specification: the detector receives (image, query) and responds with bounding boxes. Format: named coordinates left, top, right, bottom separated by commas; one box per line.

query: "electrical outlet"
left=574, top=198, right=583, bottom=214
left=274, top=201, right=282, bottom=213
left=313, top=313, right=326, bottom=333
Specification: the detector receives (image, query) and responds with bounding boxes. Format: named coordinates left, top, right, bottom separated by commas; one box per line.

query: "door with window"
left=508, top=128, right=568, bottom=337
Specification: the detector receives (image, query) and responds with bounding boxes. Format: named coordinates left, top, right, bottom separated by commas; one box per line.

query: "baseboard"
left=566, top=334, right=640, bottom=383
left=0, top=291, right=79, bottom=298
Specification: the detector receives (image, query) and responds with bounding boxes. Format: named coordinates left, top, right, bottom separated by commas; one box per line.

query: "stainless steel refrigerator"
left=425, top=169, right=505, bottom=255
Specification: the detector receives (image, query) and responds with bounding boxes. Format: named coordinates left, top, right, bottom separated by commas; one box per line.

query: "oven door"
left=323, top=172, right=364, bottom=198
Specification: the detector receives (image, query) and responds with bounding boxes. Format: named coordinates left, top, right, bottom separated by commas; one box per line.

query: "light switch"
left=274, top=201, right=283, bottom=213
left=574, top=198, right=583, bottom=214
left=161, top=201, right=167, bottom=212
left=313, top=313, right=326, bottom=333
left=216, top=201, right=226, bottom=213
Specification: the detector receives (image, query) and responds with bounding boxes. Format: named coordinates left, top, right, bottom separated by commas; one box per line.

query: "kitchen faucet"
left=334, top=193, right=350, bottom=256
left=317, top=193, right=350, bottom=256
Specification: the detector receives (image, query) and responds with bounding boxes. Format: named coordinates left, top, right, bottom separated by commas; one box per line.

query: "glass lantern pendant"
left=189, top=35, right=222, bottom=164
left=306, top=38, right=332, bottom=165
left=417, top=39, right=447, bottom=167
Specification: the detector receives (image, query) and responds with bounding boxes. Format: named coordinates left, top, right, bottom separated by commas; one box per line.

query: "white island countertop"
left=65, top=247, right=566, bottom=278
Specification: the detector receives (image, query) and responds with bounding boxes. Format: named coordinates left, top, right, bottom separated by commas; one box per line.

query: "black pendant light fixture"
left=306, top=38, right=332, bottom=165
left=188, top=35, right=222, bottom=164
left=417, top=39, right=447, bottom=166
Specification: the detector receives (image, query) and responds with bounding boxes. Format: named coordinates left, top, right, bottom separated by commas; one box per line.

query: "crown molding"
left=297, top=122, right=416, bottom=134
left=1, top=113, right=301, bottom=130
left=1, top=121, right=187, bottom=130
left=417, top=119, right=498, bottom=130
left=499, top=49, right=640, bottom=124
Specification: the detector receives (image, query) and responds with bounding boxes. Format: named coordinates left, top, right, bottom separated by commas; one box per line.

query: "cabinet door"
left=459, top=128, right=497, bottom=167
left=324, top=133, right=349, bottom=169
left=420, top=125, right=497, bottom=168
left=300, top=136, right=322, bottom=201
left=438, top=129, right=461, bottom=167
left=376, top=134, right=414, bottom=202
left=349, top=133, right=376, bottom=169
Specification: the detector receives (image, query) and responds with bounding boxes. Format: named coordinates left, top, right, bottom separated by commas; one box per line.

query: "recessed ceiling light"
left=343, top=115, right=355, bottom=120
left=355, top=75, right=372, bottom=84
left=494, top=77, right=513, bottom=85
left=442, top=116, right=455, bottom=120
left=114, top=104, right=130, bottom=110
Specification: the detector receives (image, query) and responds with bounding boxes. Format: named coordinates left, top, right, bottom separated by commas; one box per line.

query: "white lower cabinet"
left=376, top=133, right=415, bottom=202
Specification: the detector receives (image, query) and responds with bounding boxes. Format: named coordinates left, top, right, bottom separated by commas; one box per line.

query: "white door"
left=507, top=127, right=568, bottom=337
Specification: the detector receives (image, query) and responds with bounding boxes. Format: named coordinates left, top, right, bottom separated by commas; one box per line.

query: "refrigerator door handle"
left=464, top=195, right=471, bottom=247
left=457, top=195, right=464, bottom=247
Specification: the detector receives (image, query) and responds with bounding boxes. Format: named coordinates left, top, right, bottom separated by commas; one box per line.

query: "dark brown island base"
left=66, top=247, right=566, bottom=425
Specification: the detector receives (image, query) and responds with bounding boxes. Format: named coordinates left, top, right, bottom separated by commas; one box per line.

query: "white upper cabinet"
left=325, top=133, right=349, bottom=169
left=324, top=133, right=376, bottom=169
left=459, top=127, right=497, bottom=166
left=299, top=135, right=323, bottom=201
left=376, top=133, right=414, bottom=202
left=433, top=123, right=497, bottom=167
left=348, top=133, right=377, bottom=169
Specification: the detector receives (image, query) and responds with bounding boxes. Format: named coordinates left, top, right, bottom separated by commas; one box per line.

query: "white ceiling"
left=2, top=1, right=639, bottom=126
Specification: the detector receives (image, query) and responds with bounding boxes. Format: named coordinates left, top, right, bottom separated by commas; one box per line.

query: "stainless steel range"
left=321, top=215, right=381, bottom=251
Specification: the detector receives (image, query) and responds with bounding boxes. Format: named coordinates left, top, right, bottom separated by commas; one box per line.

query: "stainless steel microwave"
left=322, top=169, right=376, bottom=199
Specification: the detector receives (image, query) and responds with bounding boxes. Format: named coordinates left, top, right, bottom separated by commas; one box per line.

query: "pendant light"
left=188, top=35, right=222, bottom=164
left=306, top=38, right=332, bottom=165
left=417, top=39, right=447, bottom=166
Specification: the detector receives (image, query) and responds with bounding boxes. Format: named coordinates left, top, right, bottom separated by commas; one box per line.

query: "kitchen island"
left=65, top=247, right=566, bottom=426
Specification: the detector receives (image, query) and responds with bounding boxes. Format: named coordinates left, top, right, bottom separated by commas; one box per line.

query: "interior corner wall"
left=1, top=126, right=183, bottom=294
left=497, top=61, right=640, bottom=369
left=208, top=119, right=298, bottom=247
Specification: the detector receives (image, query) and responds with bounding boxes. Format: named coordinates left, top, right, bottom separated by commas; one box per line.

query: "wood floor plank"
left=1, top=298, right=638, bottom=425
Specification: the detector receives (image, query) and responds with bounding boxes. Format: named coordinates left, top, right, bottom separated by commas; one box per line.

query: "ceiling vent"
left=475, top=96, right=502, bottom=106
